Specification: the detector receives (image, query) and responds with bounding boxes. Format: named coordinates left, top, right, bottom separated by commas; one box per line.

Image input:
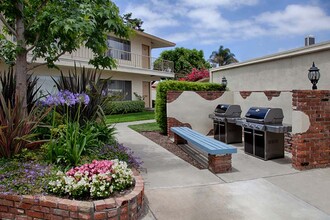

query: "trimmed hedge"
left=104, top=100, right=145, bottom=115
left=155, top=80, right=225, bottom=134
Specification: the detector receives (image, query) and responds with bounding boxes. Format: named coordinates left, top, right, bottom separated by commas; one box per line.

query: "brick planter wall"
left=0, top=170, right=144, bottom=220
left=292, top=90, right=330, bottom=170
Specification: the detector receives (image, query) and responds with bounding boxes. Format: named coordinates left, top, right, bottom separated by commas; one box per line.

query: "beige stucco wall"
left=211, top=49, right=330, bottom=91
left=167, top=91, right=309, bottom=135
left=167, top=91, right=234, bottom=135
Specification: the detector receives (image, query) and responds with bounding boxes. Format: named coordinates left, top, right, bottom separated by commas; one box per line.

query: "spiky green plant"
left=52, top=65, right=111, bottom=124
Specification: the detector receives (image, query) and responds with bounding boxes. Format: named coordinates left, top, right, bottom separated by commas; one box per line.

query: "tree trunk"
left=15, top=1, right=28, bottom=113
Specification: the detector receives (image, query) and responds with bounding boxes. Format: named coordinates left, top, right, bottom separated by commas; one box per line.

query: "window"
left=105, top=80, right=132, bottom=101
left=107, top=36, right=131, bottom=61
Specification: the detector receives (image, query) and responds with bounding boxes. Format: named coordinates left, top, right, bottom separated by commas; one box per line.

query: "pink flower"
left=66, top=160, right=115, bottom=177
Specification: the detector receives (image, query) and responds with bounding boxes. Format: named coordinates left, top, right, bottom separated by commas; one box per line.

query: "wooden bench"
left=171, top=127, right=237, bottom=173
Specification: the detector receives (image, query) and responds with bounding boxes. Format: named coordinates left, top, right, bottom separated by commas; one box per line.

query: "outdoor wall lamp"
left=222, top=76, right=227, bottom=88
left=308, top=62, right=320, bottom=90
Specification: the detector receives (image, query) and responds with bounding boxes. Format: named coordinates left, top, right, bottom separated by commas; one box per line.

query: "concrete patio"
left=115, top=120, right=330, bottom=220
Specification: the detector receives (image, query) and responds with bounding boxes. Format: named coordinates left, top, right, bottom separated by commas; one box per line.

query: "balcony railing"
left=106, top=48, right=174, bottom=73
left=65, top=47, right=174, bottom=73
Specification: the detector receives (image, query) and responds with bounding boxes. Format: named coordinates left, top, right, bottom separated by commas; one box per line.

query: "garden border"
left=0, top=169, right=144, bottom=220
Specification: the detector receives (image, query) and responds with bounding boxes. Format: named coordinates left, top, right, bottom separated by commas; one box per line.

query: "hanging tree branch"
left=27, top=51, right=66, bottom=71
left=0, top=13, right=17, bottom=37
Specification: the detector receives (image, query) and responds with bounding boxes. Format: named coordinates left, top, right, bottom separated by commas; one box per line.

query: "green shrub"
left=45, top=122, right=100, bottom=167
left=104, top=100, right=145, bottom=115
left=155, top=80, right=225, bottom=134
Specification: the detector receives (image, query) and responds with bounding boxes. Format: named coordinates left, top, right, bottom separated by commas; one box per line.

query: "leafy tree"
left=0, top=0, right=130, bottom=111
left=123, top=13, right=144, bottom=32
left=155, top=47, right=211, bottom=79
left=209, top=45, right=238, bottom=67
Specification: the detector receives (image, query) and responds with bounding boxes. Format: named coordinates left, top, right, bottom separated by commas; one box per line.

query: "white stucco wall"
left=167, top=91, right=309, bottom=135
left=211, top=43, right=330, bottom=91
left=167, top=92, right=234, bottom=135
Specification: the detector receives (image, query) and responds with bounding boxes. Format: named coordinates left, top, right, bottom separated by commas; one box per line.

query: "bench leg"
left=174, top=133, right=187, bottom=144
left=208, top=154, right=232, bottom=173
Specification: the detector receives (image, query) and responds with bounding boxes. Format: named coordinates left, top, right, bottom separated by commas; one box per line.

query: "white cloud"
left=180, top=0, right=259, bottom=8
left=120, top=1, right=330, bottom=46
left=255, top=5, right=330, bottom=35
left=124, top=3, right=180, bottom=32
left=187, top=7, right=230, bottom=30
left=165, top=32, right=196, bottom=43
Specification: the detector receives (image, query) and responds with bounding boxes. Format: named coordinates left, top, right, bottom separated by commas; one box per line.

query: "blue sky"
left=113, top=0, right=330, bottom=62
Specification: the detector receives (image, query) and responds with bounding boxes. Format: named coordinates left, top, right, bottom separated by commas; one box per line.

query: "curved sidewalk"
left=115, top=120, right=330, bottom=220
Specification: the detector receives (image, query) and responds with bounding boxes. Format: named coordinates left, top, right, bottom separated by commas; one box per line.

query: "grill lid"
left=215, top=104, right=230, bottom=114
left=214, top=104, right=242, bottom=118
left=245, top=107, right=284, bottom=124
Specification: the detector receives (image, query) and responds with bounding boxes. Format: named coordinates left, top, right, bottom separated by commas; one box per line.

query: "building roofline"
left=211, top=40, right=330, bottom=72
left=134, top=30, right=176, bottom=48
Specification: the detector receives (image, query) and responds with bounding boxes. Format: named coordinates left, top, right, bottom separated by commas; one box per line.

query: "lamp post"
left=222, top=76, right=227, bottom=88
left=308, top=62, right=320, bottom=90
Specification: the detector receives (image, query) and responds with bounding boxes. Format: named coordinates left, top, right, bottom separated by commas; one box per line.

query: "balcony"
left=57, top=47, right=174, bottom=74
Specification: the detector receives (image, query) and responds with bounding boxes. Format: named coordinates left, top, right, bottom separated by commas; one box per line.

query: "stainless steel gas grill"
left=209, top=104, right=242, bottom=144
left=236, top=107, right=292, bottom=160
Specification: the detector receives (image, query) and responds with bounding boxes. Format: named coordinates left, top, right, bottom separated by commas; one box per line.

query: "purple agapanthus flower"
left=41, top=90, right=90, bottom=106
left=78, top=93, right=90, bottom=105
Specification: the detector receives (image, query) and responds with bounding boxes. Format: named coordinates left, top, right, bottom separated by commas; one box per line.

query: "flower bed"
left=0, top=169, right=144, bottom=220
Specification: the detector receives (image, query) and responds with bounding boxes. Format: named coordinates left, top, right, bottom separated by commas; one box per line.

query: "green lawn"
left=128, top=122, right=161, bottom=132
left=106, top=111, right=155, bottom=124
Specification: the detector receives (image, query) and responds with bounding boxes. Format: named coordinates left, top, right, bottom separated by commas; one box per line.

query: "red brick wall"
left=292, top=90, right=330, bottom=170
left=167, top=117, right=192, bottom=138
left=195, top=91, right=225, bottom=100
left=264, top=90, right=282, bottom=100
left=0, top=170, right=144, bottom=220
left=167, top=91, right=183, bottom=103
left=239, top=91, right=252, bottom=99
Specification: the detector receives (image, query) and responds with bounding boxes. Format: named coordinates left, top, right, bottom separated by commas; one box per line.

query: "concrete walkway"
left=115, top=120, right=330, bottom=220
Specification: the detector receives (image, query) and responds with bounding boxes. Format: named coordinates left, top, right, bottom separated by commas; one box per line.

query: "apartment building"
left=0, top=28, right=175, bottom=108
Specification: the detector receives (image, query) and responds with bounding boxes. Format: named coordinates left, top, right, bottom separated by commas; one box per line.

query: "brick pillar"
left=291, top=90, right=330, bottom=170
left=208, top=154, right=232, bottom=173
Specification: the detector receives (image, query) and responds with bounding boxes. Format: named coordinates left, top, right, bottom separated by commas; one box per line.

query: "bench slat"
left=177, top=128, right=230, bottom=149
left=171, top=127, right=237, bottom=155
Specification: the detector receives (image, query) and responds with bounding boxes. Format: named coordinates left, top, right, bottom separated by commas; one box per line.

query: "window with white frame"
left=107, top=36, right=131, bottom=61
